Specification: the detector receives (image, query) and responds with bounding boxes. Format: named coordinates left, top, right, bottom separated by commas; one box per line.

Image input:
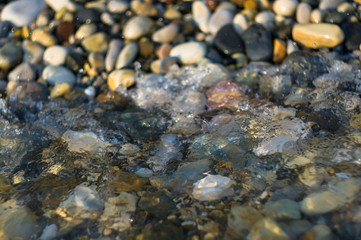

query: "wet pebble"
left=31, top=28, right=57, bottom=47
left=105, top=39, right=123, bottom=72
left=22, top=40, right=44, bottom=64
left=255, top=11, right=276, bottom=31
left=170, top=41, right=207, bottom=65
left=45, top=0, right=77, bottom=12
left=123, top=16, right=154, bottom=40
left=75, top=23, right=97, bottom=40
left=192, top=1, right=211, bottom=33
left=151, top=57, right=178, bottom=74
left=1, top=0, right=45, bottom=27
left=152, top=24, right=179, bottom=43
left=50, top=82, right=72, bottom=98
left=107, top=0, right=129, bottom=13
left=265, top=199, right=301, bottom=220
left=226, top=206, right=262, bottom=238
left=296, top=3, right=312, bottom=24
left=208, top=9, right=234, bottom=35
left=0, top=42, right=23, bottom=71
left=242, top=24, right=273, bottom=61
left=115, top=42, right=139, bottom=69
left=107, top=69, right=135, bottom=91
left=42, top=65, right=76, bottom=85
left=8, top=62, right=36, bottom=82
left=319, top=0, right=345, bottom=10
left=233, top=13, right=248, bottom=36
left=342, top=22, right=361, bottom=51
left=62, top=131, right=110, bottom=154
left=292, top=23, right=345, bottom=49
left=248, top=218, right=290, bottom=240
left=43, top=45, right=68, bottom=66
left=76, top=8, right=100, bottom=24
left=192, top=174, right=234, bottom=201
left=56, top=21, right=74, bottom=43
left=272, top=38, right=286, bottom=63
left=273, top=0, right=298, bottom=17
left=81, top=32, right=109, bottom=52
left=214, top=24, right=245, bottom=56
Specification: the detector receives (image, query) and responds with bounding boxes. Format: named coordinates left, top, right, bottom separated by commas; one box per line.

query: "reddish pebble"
left=157, top=43, right=172, bottom=59
left=56, top=21, right=75, bottom=43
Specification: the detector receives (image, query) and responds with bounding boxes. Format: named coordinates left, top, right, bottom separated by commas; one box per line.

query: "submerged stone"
left=192, top=174, right=234, bottom=201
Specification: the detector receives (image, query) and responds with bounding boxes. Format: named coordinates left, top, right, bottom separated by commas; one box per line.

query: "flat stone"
left=75, top=23, right=97, bottom=40
left=214, top=24, right=245, bottom=55
left=1, top=0, right=45, bottom=27
left=265, top=199, right=301, bottom=220
left=31, top=28, right=57, bottom=47
left=208, top=9, right=234, bottom=35
left=152, top=24, right=179, bottom=43
left=0, top=42, right=23, bottom=71
left=192, top=1, right=211, bottom=33
left=247, top=218, right=290, bottom=240
left=8, top=62, right=36, bottom=82
left=296, top=3, right=312, bottom=24
left=43, top=45, right=68, bottom=66
left=170, top=41, right=207, bottom=65
left=115, top=42, right=138, bottom=69
left=42, top=65, right=76, bottom=85
left=108, top=69, right=135, bottom=90
left=192, top=174, right=234, bottom=201
left=300, top=190, right=347, bottom=216
left=150, top=57, right=178, bottom=74
left=319, top=0, right=345, bottom=10
left=242, top=24, right=273, bottom=61
left=107, top=0, right=129, bottom=13
left=123, top=16, right=153, bottom=40
left=342, top=22, right=361, bottom=51
left=273, top=0, right=298, bottom=17
left=292, top=23, right=344, bottom=49
left=22, top=40, right=44, bottom=63
left=81, top=32, right=109, bottom=52
left=233, top=13, right=248, bottom=36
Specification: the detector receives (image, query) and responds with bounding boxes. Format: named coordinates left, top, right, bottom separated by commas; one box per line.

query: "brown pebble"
left=157, top=43, right=172, bottom=59
left=139, top=39, right=155, bottom=57
left=273, top=38, right=286, bottom=63
left=96, top=90, right=128, bottom=108
left=206, top=0, right=220, bottom=11
left=56, top=21, right=75, bottom=43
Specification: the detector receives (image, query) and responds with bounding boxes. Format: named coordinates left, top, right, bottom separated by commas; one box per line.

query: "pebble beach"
left=0, top=0, right=361, bottom=239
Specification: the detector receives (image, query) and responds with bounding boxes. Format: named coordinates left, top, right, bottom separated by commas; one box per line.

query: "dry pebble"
left=81, top=32, right=109, bottom=52
left=192, top=1, right=211, bottom=33
left=31, top=28, right=57, bottom=47
left=1, top=0, right=45, bottom=27
left=123, top=16, right=154, bottom=40
left=43, top=45, right=68, bottom=66
left=105, top=39, right=123, bottom=72
left=42, top=65, right=76, bottom=85
left=170, top=41, right=207, bottom=65
left=273, top=0, right=298, bottom=17
left=115, top=42, right=139, bottom=69
left=296, top=3, right=312, bottom=24
left=152, top=24, right=179, bottom=43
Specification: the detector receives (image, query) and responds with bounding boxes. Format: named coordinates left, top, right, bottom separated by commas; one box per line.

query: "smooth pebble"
left=31, top=28, right=57, bottom=47
left=81, top=32, right=109, bottom=52
left=0, top=42, right=23, bottom=71
left=152, top=24, right=179, bottom=43
left=43, top=45, right=68, bottom=66
left=1, top=0, right=45, bottom=27
left=296, top=3, right=312, bottom=24
left=192, top=1, right=211, bottom=33
left=105, top=39, right=123, bottom=72
left=75, top=24, right=97, bottom=40
left=123, top=16, right=153, bottom=40
left=42, top=65, right=76, bottom=85
left=319, top=0, right=345, bottom=10
left=115, top=42, right=139, bottom=69
left=8, top=62, right=36, bottom=82
left=208, top=9, right=234, bottom=35
left=107, top=0, right=129, bottom=13
left=107, top=69, right=135, bottom=90
left=170, top=41, right=207, bottom=65
left=273, top=0, right=298, bottom=17
left=233, top=13, right=248, bottom=36
left=22, top=40, right=44, bottom=64
left=150, top=57, right=178, bottom=74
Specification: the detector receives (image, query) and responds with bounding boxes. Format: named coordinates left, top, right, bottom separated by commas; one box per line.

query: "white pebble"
left=43, top=45, right=68, bottom=66
left=233, top=13, right=248, bottom=36
left=1, top=0, right=45, bottom=27
left=273, top=0, right=298, bottom=17
left=208, top=9, right=234, bottom=35
left=170, top=41, right=207, bottom=65
left=192, top=1, right=211, bottom=33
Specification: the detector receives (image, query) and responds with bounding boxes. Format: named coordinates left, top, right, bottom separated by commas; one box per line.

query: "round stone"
left=31, top=28, right=57, bottom=47
left=292, top=23, right=345, bottom=49
left=232, top=13, right=248, bottom=36
left=45, top=0, right=77, bottom=12
left=8, top=62, right=36, bottom=82
left=107, top=69, right=135, bottom=90
left=115, top=42, right=139, bottom=69
left=123, top=16, right=153, bottom=40
left=157, top=43, right=172, bottom=59
left=8, top=81, right=48, bottom=108
left=214, top=24, right=245, bottom=55
left=1, top=0, right=45, bottom=27
left=310, top=9, right=323, bottom=23
left=208, top=9, right=234, bottom=35
left=43, top=45, right=68, bottom=66
left=192, top=1, right=211, bottom=33
left=22, top=40, right=44, bottom=64
left=81, top=32, right=109, bottom=52
left=296, top=3, right=312, bottom=24
left=241, top=24, right=273, bottom=61
left=75, top=24, right=97, bottom=40
left=300, top=190, right=346, bottom=216
left=105, top=39, right=123, bottom=72
left=150, top=57, right=178, bottom=74
left=42, top=65, right=76, bottom=85
left=273, top=0, right=298, bottom=17
left=0, top=42, right=23, bottom=71
left=107, top=0, right=129, bottom=13
left=170, top=41, right=207, bottom=65
left=152, top=24, right=179, bottom=43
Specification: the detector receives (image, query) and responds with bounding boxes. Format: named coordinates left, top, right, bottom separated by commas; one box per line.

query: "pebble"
left=242, top=24, right=273, bottom=61
left=164, top=8, right=182, bottom=20
left=303, top=225, right=334, bottom=240
left=123, top=16, right=154, bottom=40
left=62, top=131, right=110, bottom=154
left=247, top=218, right=290, bottom=240
left=226, top=206, right=262, bottom=238
left=107, top=0, right=129, bottom=13
left=42, top=65, right=76, bottom=85
left=107, top=69, right=135, bottom=91
left=273, top=0, right=298, bottom=17
left=214, top=24, right=245, bottom=55
left=56, top=21, right=74, bottom=43
left=45, top=0, right=77, bottom=12
left=75, top=24, right=97, bottom=40
left=170, top=41, right=207, bottom=65
left=265, top=199, right=301, bottom=220
left=192, top=174, right=234, bottom=201
left=286, top=39, right=299, bottom=55
left=22, top=40, right=44, bottom=64
left=131, top=1, right=158, bottom=17
left=1, top=0, right=45, bottom=27
left=255, top=11, right=276, bottom=31
left=43, top=45, right=68, bottom=66
left=271, top=75, right=292, bottom=95
left=8, top=81, right=48, bottom=108
left=157, top=43, right=172, bottom=59
left=192, top=1, right=211, bottom=33
left=115, top=42, right=139, bottom=69
left=296, top=3, right=312, bottom=24
left=300, top=190, right=346, bottom=216
left=50, top=82, right=72, bottom=98
left=81, top=32, right=109, bottom=52
left=0, top=21, right=11, bottom=38
left=208, top=9, right=234, bottom=35
left=139, top=39, right=154, bottom=57
left=151, top=57, right=178, bottom=74
left=337, top=2, right=355, bottom=13
left=8, top=62, right=36, bottom=82
left=105, top=39, right=122, bottom=72
left=39, top=224, right=58, bottom=240
left=100, top=12, right=115, bottom=26
left=292, top=23, right=345, bottom=49
left=310, top=9, right=323, bottom=23
left=272, top=38, right=286, bottom=63
left=152, top=24, right=179, bottom=43
left=319, top=0, right=345, bottom=10
left=76, top=8, right=100, bottom=24
left=233, top=13, right=248, bottom=36
left=31, top=28, right=57, bottom=47
left=0, top=42, right=23, bottom=71
left=342, top=22, right=361, bottom=51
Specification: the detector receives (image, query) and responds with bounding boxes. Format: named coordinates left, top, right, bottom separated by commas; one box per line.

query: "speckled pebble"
left=108, top=69, right=135, bottom=90
left=43, top=45, right=68, bottom=66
